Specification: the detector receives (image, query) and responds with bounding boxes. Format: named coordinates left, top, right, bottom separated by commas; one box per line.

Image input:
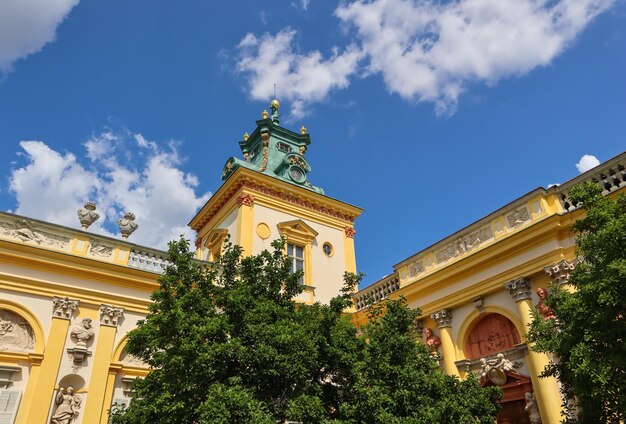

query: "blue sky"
left=0, top=0, right=624, bottom=288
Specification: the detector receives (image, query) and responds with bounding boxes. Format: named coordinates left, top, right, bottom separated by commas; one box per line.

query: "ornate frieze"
left=0, top=310, right=35, bottom=352
left=100, top=305, right=124, bottom=327
left=434, top=226, right=493, bottom=264
left=430, top=309, right=453, bottom=328
left=504, top=278, right=532, bottom=302
left=544, top=259, right=578, bottom=285
left=0, top=218, right=69, bottom=248
left=89, top=239, right=114, bottom=257
left=408, top=261, right=425, bottom=278
left=506, top=206, right=531, bottom=228
left=236, top=193, right=255, bottom=208
left=52, top=297, right=79, bottom=319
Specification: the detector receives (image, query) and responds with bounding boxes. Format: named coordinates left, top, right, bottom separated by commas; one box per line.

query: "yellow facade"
left=0, top=107, right=623, bottom=424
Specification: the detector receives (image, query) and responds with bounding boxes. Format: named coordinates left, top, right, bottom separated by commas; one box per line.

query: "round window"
left=322, top=242, right=333, bottom=256
left=289, top=166, right=305, bottom=183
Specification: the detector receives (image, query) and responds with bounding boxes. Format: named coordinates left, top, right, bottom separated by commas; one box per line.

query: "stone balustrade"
left=127, top=248, right=172, bottom=273
left=556, top=153, right=626, bottom=211
left=353, top=275, right=400, bottom=311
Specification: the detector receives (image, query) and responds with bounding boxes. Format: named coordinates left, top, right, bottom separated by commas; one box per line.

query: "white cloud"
left=336, top=0, right=614, bottom=114
left=576, top=154, right=600, bottom=173
left=0, top=0, right=80, bottom=73
left=236, top=28, right=363, bottom=117
left=292, top=0, right=311, bottom=10
left=9, top=132, right=211, bottom=249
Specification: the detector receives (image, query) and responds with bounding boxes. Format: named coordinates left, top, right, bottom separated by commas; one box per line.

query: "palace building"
left=0, top=100, right=624, bottom=423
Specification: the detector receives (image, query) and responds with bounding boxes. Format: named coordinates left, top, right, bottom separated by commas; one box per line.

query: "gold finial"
left=262, top=109, right=269, bottom=119
left=243, top=132, right=249, bottom=141
left=270, top=98, right=280, bottom=110
left=300, top=125, right=307, bottom=135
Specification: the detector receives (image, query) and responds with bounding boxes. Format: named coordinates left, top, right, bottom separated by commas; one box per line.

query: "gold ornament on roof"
left=300, top=125, right=307, bottom=135
left=243, top=132, right=249, bottom=141
left=262, top=110, right=269, bottom=119
left=270, top=98, right=280, bottom=110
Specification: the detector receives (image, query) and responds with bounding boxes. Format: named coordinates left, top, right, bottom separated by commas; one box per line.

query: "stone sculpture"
left=70, top=318, right=94, bottom=348
left=0, top=310, right=35, bottom=352
left=117, top=212, right=138, bottom=239
left=424, top=327, right=441, bottom=356
left=50, top=386, right=81, bottom=424
left=479, top=353, right=521, bottom=385
left=536, top=288, right=556, bottom=320
left=525, top=392, right=542, bottom=423
left=77, top=202, right=99, bottom=230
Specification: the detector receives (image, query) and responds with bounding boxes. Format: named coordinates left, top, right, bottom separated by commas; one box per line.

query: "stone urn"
left=77, top=202, right=100, bottom=230
left=117, top=212, right=138, bottom=239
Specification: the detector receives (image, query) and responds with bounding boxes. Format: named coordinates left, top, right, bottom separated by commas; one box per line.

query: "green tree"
left=528, top=182, right=626, bottom=423
left=110, top=237, right=500, bottom=423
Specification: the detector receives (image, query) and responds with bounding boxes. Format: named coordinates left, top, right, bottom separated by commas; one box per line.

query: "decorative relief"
left=77, top=201, right=100, bottom=230
left=120, top=349, right=148, bottom=368
left=52, top=297, right=79, bottom=319
left=544, top=258, right=578, bottom=285
left=236, top=193, right=255, bottom=208
left=525, top=392, right=542, bottom=424
left=536, top=288, right=556, bottom=320
left=430, top=309, right=452, bottom=328
left=344, top=226, right=356, bottom=238
left=260, top=133, right=269, bottom=171
left=0, top=218, right=69, bottom=248
left=0, top=310, right=35, bottom=352
left=68, top=318, right=94, bottom=370
left=434, top=226, right=493, bottom=264
left=50, top=386, right=82, bottom=424
left=118, top=212, right=138, bottom=239
left=100, top=305, right=124, bottom=326
left=504, top=278, right=532, bottom=302
left=506, top=206, right=531, bottom=228
left=408, top=261, right=425, bottom=278
left=89, top=239, right=114, bottom=257
left=478, top=353, right=522, bottom=385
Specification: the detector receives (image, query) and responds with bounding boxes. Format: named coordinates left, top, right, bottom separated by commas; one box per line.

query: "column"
left=504, top=278, right=561, bottom=424
left=20, top=297, right=78, bottom=424
left=99, top=364, right=122, bottom=424
left=83, top=304, right=125, bottom=424
left=236, top=193, right=254, bottom=256
left=430, top=309, right=459, bottom=377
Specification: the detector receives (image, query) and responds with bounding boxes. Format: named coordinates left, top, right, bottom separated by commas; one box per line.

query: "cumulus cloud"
left=235, top=0, right=613, bottom=115
left=575, top=154, right=600, bottom=173
left=0, top=0, right=80, bottom=74
left=236, top=28, right=363, bottom=117
left=9, top=131, right=211, bottom=249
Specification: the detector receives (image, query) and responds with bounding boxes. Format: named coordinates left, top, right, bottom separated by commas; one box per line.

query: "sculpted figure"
left=424, top=327, right=441, bottom=356
left=525, top=392, right=542, bottom=424
left=51, top=386, right=81, bottom=424
left=70, top=318, right=94, bottom=347
left=536, top=288, right=556, bottom=320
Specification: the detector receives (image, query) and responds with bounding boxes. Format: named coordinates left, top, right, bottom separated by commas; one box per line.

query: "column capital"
left=236, top=193, right=255, bottom=208
left=504, top=278, right=532, bottom=302
left=430, top=309, right=453, bottom=328
left=99, top=304, right=125, bottom=327
left=544, top=258, right=578, bottom=285
left=52, top=296, right=79, bottom=319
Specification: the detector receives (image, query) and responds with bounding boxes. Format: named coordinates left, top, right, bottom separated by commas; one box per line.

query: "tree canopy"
left=110, top=237, right=499, bottom=423
left=528, top=182, right=626, bottom=423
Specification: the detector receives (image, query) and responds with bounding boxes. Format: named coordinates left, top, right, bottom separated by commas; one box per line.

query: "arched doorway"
left=466, top=313, right=532, bottom=424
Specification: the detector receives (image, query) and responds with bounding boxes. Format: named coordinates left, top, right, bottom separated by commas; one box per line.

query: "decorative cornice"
left=504, top=278, right=532, bottom=302
left=236, top=193, right=255, bottom=208
left=52, top=296, right=79, bottom=319
left=544, top=258, right=578, bottom=285
left=430, top=308, right=452, bottom=328
left=100, top=304, right=125, bottom=327
left=195, top=236, right=203, bottom=250
left=344, top=226, right=356, bottom=238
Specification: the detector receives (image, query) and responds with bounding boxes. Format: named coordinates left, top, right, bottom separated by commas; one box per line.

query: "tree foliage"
left=110, top=237, right=499, bottom=423
left=528, top=182, right=626, bottom=423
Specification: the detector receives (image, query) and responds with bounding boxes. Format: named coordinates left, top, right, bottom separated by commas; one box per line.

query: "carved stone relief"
left=50, top=386, right=82, bottom=424
left=544, top=258, right=578, bottom=285
left=408, top=261, right=425, bottom=278
left=100, top=305, right=124, bottom=326
left=89, top=239, right=114, bottom=258
left=68, top=318, right=94, bottom=371
left=525, top=392, right=542, bottom=424
left=0, top=310, right=35, bottom=352
left=52, top=297, right=79, bottom=319
left=120, top=349, right=148, bottom=368
left=0, top=218, right=69, bottom=248
left=431, top=309, right=453, bottom=328
left=504, top=278, right=532, bottom=302
left=506, top=206, right=531, bottom=228
left=434, top=226, right=493, bottom=264
left=478, top=353, right=522, bottom=385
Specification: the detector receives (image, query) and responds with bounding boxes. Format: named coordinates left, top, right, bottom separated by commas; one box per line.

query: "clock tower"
left=188, top=100, right=363, bottom=304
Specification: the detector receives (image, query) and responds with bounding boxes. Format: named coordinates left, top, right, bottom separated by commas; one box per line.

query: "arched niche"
left=57, top=374, right=86, bottom=391
left=464, top=313, right=521, bottom=359
left=0, top=301, right=44, bottom=353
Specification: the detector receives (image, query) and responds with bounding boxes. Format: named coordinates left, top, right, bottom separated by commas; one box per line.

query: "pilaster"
left=430, top=309, right=458, bottom=376
left=236, top=192, right=254, bottom=256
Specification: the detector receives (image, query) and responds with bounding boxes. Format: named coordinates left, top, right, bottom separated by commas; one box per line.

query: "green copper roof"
left=220, top=100, right=324, bottom=194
